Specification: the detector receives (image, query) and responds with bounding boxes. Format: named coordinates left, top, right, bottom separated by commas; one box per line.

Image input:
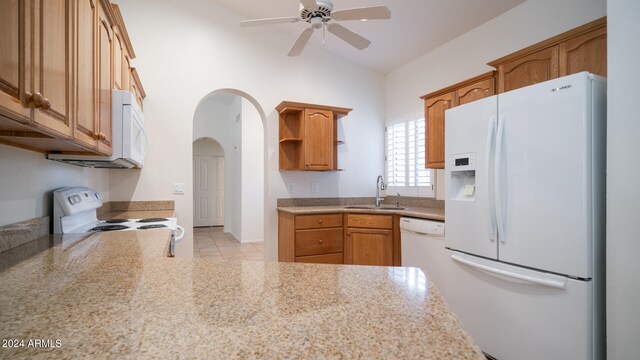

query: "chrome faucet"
left=375, top=175, right=387, bottom=207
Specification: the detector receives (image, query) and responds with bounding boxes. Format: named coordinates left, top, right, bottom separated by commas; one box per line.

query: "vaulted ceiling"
left=216, top=0, right=526, bottom=73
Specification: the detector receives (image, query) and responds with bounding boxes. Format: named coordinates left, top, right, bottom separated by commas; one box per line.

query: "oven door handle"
left=174, top=225, right=185, bottom=242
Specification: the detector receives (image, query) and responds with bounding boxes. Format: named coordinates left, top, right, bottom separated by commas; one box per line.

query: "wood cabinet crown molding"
left=109, top=2, right=136, bottom=58
left=276, top=101, right=352, bottom=117
left=420, top=71, right=496, bottom=100
left=487, top=17, right=606, bottom=68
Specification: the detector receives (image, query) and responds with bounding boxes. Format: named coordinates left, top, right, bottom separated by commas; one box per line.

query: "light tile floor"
left=193, top=226, right=264, bottom=261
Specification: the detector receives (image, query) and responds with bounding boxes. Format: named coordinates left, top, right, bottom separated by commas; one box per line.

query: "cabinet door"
left=74, top=0, right=98, bottom=149
left=303, top=108, right=334, bottom=170
left=456, top=77, right=495, bottom=106
left=96, top=3, right=112, bottom=155
left=559, top=26, right=606, bottom=77
left=345, top=228, right=393, bottom=266
left=112, top=31, right=123, bottom=90
left=425, top=92, right=454, bottom=169
left=497, top=46, right=559, bottom=93
left=0, top=0, right=31, bottom=124
left=32, top=0, right=73, bottom=137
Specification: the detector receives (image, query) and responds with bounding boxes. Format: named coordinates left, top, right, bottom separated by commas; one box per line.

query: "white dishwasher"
left=400, top=217, right=446, bottom=294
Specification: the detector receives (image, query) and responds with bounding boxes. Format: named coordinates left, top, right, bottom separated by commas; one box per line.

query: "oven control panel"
left=53, top=187, right=103, bottom=215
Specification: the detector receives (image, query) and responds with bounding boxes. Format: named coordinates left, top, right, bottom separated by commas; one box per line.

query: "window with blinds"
left=385, top=115, right=434, bottom=197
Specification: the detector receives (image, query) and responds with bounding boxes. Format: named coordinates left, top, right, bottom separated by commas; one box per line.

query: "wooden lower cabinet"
left=278, top=211, right=400, bottom=266
left=345, top=228, right=393, bottom=266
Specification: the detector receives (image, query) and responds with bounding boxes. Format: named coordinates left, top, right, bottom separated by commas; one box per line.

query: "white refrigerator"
left=443, top=72, right=606, bottom=360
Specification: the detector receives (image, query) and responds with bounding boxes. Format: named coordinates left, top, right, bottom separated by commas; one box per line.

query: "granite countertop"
left=98, top=210, right=176, bottom=220
left=277, top=205, right=445, bottom=221
left=0, top=229, right=481, bottom=359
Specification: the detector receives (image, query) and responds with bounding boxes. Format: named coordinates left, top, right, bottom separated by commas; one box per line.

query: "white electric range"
left=52, top=187, right=184, bottom=255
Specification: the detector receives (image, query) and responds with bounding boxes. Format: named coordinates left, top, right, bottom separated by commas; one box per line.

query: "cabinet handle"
left=41, top=98, right=51, bottom=110
left=24, top=92, right=33, bottom=106
left=318, top=219, right=323, bottom=224
left=318, top=239, right=323, bottom=244
left=98, top=132, right=106, bottom=140
left=32, top=92, right=44, bottom=108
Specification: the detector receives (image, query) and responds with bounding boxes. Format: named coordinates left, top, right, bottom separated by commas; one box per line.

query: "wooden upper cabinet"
left=303, top=108, right=334, bottom=171
left=31, top=0, right=73, bottom=138
left=424, top=92, right=454, bottom=169
left=456, top=77, right=495, bottom=106
left=0, top=0, right=31, bottom=124
left=559, top=25, right=606, bottom=77
left=490, top=17, right=606, bottom=93
left=96, top=0, right=113, bottom=155
left=129, top=67, right=146, bottom=111
left=74, top=0, right=98, bottom=149
left=496, top=46, right=559, bottom=93
left=277, top=101, right=351, bottom=171
left=112, top=33, right=123, bottom=90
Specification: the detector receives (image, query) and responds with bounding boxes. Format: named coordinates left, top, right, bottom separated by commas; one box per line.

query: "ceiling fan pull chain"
left=322, top=22, right=326, bottom=45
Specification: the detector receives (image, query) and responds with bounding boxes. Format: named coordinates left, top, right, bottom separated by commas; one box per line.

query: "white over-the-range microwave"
left=47, top=90, right=148, bottom=169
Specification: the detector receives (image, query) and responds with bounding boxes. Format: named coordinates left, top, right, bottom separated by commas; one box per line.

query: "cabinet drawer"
left=346, top=214, right=393, bottom=229
left=295, top=228, right=343, bottom=256
left=295, top=253, right=344, bottom=264
left=295, top=213, right=343, bottom=230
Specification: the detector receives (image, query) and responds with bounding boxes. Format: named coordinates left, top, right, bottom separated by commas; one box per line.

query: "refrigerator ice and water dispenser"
left=449, top=152, right=476, bottom=201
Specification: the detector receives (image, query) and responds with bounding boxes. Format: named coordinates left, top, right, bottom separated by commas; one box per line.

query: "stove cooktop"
left=90, top=225, right=131, bottom=232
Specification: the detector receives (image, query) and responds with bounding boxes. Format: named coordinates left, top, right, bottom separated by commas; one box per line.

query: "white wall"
left=111, top=0, right=385, bottom=260
left=606, top=0, right=640, bottom=358
left=384, top=0, right=606, bottom=198
left=241, top=98, right=264, bottom=243
left=0, top=143, right=109, bottom=226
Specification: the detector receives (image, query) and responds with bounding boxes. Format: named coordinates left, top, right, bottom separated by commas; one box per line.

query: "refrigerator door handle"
left=494, top=116, right=507, bottom=243
left=485, top=117, right=497, bottom=241
left=451, top=253, right=567, bottom=289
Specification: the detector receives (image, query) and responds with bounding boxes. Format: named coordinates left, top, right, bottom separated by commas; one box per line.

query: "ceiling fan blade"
left=288, top=28, right=314, bottom=57
left=332, top=6, right=391, bottom=21
left=327, top=23, right=371, bottom=50
left=240, top=17, right=300, bottom=28
left=299, top=0, right=318, bottom=11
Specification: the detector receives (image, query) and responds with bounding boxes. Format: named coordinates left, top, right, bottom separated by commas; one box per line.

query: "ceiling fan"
left=239, top=0, right=391, bottom=56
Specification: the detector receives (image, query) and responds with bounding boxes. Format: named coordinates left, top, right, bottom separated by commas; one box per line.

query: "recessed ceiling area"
left=216, top=0, right=526, bottom=73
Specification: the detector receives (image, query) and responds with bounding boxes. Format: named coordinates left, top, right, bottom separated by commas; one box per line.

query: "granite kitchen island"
left=0, top=229, right=483, bottom=359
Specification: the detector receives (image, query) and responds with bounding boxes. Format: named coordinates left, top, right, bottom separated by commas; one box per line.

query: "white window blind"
left=385, top=114, right=434, bottom=197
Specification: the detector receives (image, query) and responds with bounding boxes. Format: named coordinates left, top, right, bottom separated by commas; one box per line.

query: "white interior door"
left=194, top=156, right=215, bottom=227
left=213, top=157, right=224, bottom=226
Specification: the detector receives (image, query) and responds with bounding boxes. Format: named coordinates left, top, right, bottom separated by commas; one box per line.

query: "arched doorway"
left=192, top=89, right=266, bottom=258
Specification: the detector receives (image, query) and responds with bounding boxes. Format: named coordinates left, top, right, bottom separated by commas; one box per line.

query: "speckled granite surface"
left=98, top=210, right=176, bottom=220
left=277, top=197, right=444, bottom=209
left=277, top=205, right=445, bottom=221
left=0, top=217, right=49, bottom=253
left=109, top=200, right=175, bottom=212
left=0, top=227, right=482, bottom=359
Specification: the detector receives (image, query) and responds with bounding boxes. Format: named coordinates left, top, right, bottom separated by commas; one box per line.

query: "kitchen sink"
left=344, top=205, right=405, bottom=210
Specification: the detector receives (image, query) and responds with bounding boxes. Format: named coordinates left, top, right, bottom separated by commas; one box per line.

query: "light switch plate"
left=287, top=183, right=295, bottom=193
left=311, top=182, right=320, bottom=193
left=173, top=183, right=185, bottom=195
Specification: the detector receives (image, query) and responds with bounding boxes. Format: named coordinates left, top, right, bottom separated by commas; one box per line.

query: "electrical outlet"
left=311, top=182, right=320, bottom=193
left=173, top=183, right=185, bottom=195
left=287, top=183, right=295, bottom=193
